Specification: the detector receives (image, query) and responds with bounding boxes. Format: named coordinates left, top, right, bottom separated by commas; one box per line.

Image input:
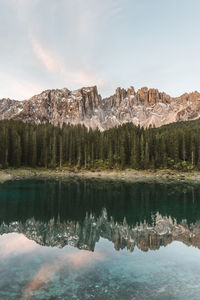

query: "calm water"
left=1, top=179, right=200, bottom=299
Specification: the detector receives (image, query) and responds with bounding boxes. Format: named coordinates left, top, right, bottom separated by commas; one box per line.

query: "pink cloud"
left=22, top=249, right=103, bottom=298
left=29, top=33, right=106, bottom=89
left=0, top=233, right=39, bottom=258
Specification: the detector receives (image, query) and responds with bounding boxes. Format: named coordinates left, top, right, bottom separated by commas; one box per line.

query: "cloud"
left=0, top=71, right=44, bottom=99
left=74, top=0, right=122, bottom=38
left=12, top=79, right=44, bottom=99
left=1, top=0, right=122, bottom=99
left=23, top=249, right=103, bottom=299
left=10, top=0, right=39, bottom=9
left=29, top=32, right=106, bottom=89
left=0, top=233, right=39, bottom=258
left=29, top=34, right=64, bottom=75
left=67, top=250, right=102, bottom=267
left=9, top=0, right=39, bottom=22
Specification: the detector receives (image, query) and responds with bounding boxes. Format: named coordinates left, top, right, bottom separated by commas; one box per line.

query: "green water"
left=1, top=179, right=200, bottom=299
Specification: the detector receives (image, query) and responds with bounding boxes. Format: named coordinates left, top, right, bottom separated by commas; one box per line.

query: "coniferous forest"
left=0, top=119, right=200, bottom=170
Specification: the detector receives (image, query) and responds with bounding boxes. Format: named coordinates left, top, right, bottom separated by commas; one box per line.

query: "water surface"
left=1, top=179, right=200, bottom=299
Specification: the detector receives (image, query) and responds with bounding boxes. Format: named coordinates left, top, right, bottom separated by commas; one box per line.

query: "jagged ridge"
left=1, top=86, right=200, bottom=129
left=1, top=211, right=200, bottom=252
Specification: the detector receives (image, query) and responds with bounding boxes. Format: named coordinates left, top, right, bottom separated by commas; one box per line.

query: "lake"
left=1, top=179, right=200, bottom=299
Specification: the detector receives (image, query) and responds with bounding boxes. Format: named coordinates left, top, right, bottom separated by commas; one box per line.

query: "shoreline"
left=0, top=168, right=200, bottom=184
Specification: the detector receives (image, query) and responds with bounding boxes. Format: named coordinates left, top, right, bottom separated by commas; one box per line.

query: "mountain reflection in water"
left=0, top=179, right=200, bottom=252
left=2, top=179, right=200, bottom=300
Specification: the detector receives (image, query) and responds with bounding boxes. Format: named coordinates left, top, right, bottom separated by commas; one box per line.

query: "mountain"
left=1, top=86, right=200, bottom=129
left=1, top=179, right=200, bottom=252
left=1, top=211, right=200, bottom=252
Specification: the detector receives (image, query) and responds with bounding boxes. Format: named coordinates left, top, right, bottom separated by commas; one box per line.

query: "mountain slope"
left=1, top=212, right=200, bottom=252
left=1, top=85, right=200, bottom=129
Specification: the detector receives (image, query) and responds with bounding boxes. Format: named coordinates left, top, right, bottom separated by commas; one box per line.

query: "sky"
left=0, top=0, right=200, bottom=100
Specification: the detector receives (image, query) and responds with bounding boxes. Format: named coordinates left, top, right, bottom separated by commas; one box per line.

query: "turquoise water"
left=1, top=179, right=200, bottom=299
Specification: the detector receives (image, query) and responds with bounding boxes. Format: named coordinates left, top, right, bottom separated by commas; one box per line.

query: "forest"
left=0, top=119, right=200, bottom=170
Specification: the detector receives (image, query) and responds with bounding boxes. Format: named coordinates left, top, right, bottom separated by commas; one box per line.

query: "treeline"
left=0, top=119, right=200, bottom=170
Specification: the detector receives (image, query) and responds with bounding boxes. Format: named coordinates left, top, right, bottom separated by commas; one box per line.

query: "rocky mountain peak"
left=1, top=212, right=200, bottom=252
left=0, top=85, right=200, bottom=129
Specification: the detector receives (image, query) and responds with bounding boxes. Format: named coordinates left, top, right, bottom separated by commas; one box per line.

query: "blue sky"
left=0, top=0, right=200, bottom=99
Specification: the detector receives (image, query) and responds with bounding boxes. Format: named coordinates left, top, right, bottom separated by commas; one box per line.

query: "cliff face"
left=1, top=211, right=200, bottom=252
left=0, top=87, right=104, bottom=129
left=1, top=85, right=200, bottom=129
left=102, top=87, right=200, bottom=128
